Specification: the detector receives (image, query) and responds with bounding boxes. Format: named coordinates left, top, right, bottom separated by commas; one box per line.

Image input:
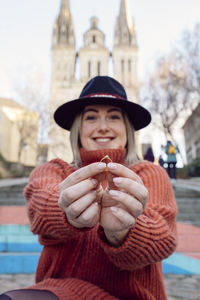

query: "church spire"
left=114, top=0, right=136, bottom=47
left=112, top=0, right=138, bottom=89
left=60, top=0, right=70, bottom=18
left=52, top=0, right=75, bottom=46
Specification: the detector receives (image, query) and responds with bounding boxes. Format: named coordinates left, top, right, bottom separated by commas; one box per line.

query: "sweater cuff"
left=97, top=224, right=135, bottom=254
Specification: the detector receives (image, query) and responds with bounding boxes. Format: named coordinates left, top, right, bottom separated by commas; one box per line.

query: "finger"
left=59, top=178, right=98, bottom=208
left=110, top=207, right=136, bottom=230
left=106, top=172, right=116, bottom=191
left=112, top=177, right=149, bottom=207
left=66, top=190, right=96, bottom=219
left=59, top=162, right=106, bottom=190
left=107, top=163, right=143, bottom=184
left=76, top=202, right=100, bottom=227
left=108, top=189, right=144, bottom=218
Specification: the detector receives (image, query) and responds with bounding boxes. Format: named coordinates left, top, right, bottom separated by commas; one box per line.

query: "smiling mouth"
left=93, top=137, right=114, bottom=142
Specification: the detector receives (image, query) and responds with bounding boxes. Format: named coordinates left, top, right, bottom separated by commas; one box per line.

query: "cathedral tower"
left=113, top=0, right=138, bottom=97
left=51, top=0, right=76, bottom=88
left=49, top=0, right=77, bottom=162
left=79, top=17, right=110, bottom=81
left=48, top=0, right=140, bottom=162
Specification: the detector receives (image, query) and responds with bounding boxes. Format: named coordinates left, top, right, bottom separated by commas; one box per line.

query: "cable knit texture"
left=24, top=148, right=177, bottom=300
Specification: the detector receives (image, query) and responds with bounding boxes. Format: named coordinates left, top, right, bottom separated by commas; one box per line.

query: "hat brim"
left=54, top=97, right=151, bottom=131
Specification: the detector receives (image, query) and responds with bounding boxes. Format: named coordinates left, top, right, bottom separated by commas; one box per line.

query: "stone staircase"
left=0, top=177, right=200, bottom=274
left=0, top=178, right=28, bottom=206
left=0, top=184, right=26, bottom=206
left=173, top=183, right=200, bottom=227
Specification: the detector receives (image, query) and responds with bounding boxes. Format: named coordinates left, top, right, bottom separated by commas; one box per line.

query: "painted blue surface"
left=0, top=251, right=200, bottom=274
left=1, top=225, right=200, bottom=275
left=0, top=225, right=32, bottom=235
left=0, top=224, right=42, bottom=252
left=0, top=242, right=42, bottom=252
left=163, top=253, right=200, bottom=275
left=0, top=253, right=39, bottom=273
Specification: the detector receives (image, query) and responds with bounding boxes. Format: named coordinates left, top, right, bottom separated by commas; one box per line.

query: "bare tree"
left=16, top=109, right=38, bottom=164
left=14, top=69, right=49, bottom=163
left=175, top=22, right=200, bottom=98
left=140, top=22, right=200, bottom=145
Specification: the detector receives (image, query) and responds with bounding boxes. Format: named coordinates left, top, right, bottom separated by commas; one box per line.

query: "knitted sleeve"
left=24, top=159, right=86, bottom=245
left=97, top=162, right=178, bottom=271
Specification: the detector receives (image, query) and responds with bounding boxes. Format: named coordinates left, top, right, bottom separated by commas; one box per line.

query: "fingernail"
left=113, top=177, right=122, bottom=184
left=91, top=179, right=98, bottom=186
left=109, top=190, right=119, bottom=196
left=110, top=207, right=118, bottom=213
left=97, top=162, right=106, bottom=169
left=107, top=163, right=117, bottom=169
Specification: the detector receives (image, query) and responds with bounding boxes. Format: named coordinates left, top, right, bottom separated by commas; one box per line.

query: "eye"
left=85, top=115, right=97, bottom=121
left=109, top=114, right=121, bottom=120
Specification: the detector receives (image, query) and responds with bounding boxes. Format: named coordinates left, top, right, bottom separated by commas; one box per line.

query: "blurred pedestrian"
left=165, top=140, right=179, bottom=180
left=143, top=146, right=155, bottom=163
left=158, top=155, right=165, bottom=168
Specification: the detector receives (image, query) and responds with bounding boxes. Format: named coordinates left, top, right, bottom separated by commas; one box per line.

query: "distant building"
left=0, top=98, right=38, bottom=166
left=48, top=0, right=140, bottom=162
left=183, top=103, right=200, bottom=163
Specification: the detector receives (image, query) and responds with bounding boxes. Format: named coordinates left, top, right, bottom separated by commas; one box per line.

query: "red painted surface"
left=0, top=206, right=29, bottom=225
left=176, top=222, right=200, bottom=260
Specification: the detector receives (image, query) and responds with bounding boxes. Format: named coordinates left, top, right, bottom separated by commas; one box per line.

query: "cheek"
left=115, top=123, right=126, bottom=136
left=80, top=123, right=94, bottom=146
left=81, top=123, right=93, bottom=137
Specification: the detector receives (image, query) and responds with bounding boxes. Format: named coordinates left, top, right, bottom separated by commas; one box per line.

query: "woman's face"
left=80, top=105, right=127, bottom=151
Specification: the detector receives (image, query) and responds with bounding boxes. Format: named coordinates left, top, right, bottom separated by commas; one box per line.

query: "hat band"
left=82, top=93, right=124, bottom=99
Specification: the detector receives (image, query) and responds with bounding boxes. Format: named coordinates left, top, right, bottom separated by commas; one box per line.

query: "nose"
left=98, top=117, right=109, bottom=133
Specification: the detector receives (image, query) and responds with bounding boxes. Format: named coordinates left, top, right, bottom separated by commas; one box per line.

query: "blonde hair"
left=70, top=110, right=139, bottom=167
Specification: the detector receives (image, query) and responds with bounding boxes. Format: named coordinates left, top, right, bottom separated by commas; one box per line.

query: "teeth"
left=95, top=138, right=111, bottom=142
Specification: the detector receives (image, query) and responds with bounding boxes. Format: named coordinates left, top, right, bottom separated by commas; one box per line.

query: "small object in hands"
left=100, top=155, right=112, bottom=163
left=94, top=156, right=112, bottom=203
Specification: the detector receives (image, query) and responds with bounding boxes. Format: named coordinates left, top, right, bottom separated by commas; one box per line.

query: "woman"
left=1, top=76, right=177, bottom=300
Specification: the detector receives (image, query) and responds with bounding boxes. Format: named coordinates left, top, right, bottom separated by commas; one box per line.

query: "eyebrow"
left=83, top=107, right=122, bottom=113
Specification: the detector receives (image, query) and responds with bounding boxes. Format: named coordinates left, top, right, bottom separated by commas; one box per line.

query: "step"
left=174, top=187, right=200, bottom=198
left=0, top=252, right=40, bottom=274
left=0, top=197, right=26, bottom=206
left=0, top=225, right=42, bottom=252
left=0, top=251, right=200, bottom=275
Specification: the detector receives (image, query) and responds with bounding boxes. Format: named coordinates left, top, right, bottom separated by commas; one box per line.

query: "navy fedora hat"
left=54, top=76, right=151, bottom=131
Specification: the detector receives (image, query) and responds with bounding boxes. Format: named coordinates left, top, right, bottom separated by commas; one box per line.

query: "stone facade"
left=0, top=98, right=38, bottom=166
left=183, top=103, right=200, bottom=163
left=48, top=0, right=139, bottom=162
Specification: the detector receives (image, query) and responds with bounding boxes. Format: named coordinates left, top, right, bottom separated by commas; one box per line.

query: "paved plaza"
left=0, top=274, right=200, bottom=299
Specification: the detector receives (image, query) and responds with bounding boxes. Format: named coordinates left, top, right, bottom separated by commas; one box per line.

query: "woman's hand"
left=58, top=162, right=106, bottom=228
left=101, top=163, right=149, bottom=246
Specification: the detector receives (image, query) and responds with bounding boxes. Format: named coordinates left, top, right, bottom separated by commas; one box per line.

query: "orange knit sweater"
left=24, top=148, right=177, bottom=300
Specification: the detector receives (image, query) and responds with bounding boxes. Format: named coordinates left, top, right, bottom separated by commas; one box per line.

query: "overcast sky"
left=0, top=0, right=200, bottom=99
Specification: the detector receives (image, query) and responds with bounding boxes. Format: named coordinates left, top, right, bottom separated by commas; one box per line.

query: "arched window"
left=92, top=35, right=96, bottom=43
